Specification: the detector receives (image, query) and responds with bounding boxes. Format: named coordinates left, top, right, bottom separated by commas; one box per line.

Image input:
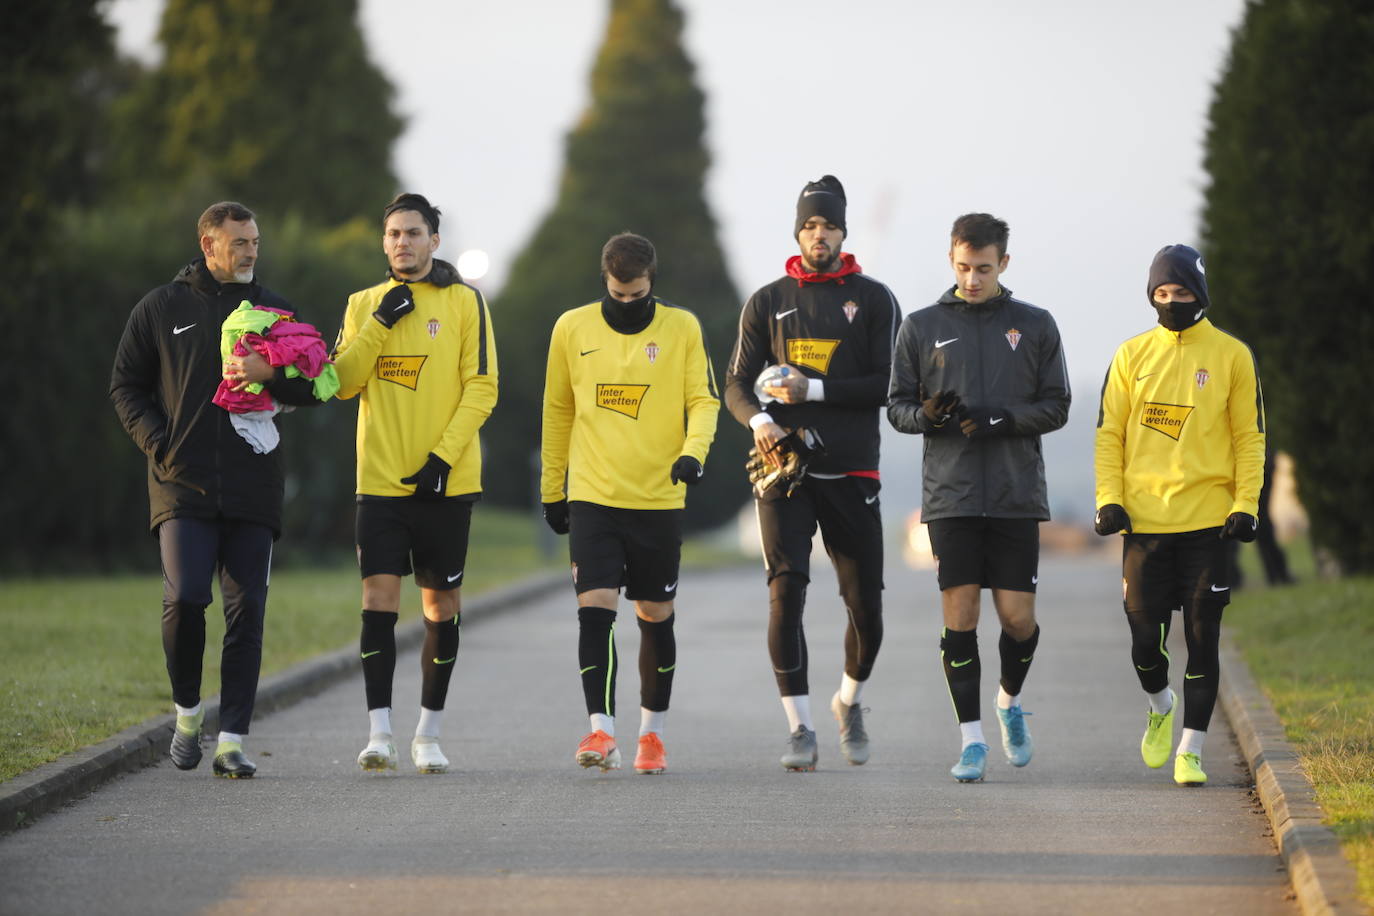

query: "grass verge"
left=1226, top=569, right=1374, bottom=909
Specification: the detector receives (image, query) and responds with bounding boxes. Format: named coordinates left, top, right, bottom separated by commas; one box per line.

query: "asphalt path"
left=0, top=553, right=1295, bottom=914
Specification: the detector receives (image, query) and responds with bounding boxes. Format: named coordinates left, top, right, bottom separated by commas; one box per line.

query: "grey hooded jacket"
left=887, top=287, right=1070, bottom=520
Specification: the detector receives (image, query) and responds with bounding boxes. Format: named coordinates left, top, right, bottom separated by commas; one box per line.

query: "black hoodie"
left=110, top=259, right=320, bottom=536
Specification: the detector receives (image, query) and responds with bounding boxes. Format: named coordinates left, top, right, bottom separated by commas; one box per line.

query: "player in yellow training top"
left=540, top=232, right=719, bottom=775
left=1094, top=243, right=1264, bottom=787
left=332, top=193, right=498, bottom=776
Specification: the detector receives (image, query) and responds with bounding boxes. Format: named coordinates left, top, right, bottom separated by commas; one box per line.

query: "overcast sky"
left=108, top=0, right=1249, bottom=524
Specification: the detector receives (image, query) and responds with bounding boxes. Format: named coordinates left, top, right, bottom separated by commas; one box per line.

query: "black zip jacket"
left=110, top=259, right=320, bottom=536
left=725, top=257, right=900, bottom=474
left=887, top=286, right=1070, bottom=520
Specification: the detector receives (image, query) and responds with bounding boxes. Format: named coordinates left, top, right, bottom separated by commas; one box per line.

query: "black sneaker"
left=212, top=744, right=256, bottom=779
left=169, top=711, right=204, bottom=770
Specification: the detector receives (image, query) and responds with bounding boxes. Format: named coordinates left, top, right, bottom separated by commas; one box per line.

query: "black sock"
left=360, top=610, right=398, bottom=711
left=420, top=614, right=461, bottom=711
left=998, top=625, right=1040, bottom=697
left=768, top=573, right=809, bottom=696
left=940, top=627, right=980, bottom=723
left=578, top=607, right=618, bottom=718
left=638, top=613, right=676, bottom=712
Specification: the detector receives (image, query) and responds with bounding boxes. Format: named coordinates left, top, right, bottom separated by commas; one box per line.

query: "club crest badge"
left=1005, top=328, right=1022, bottom=351
left=645, top=341, right=660, bottom=364
left=843, top=301, right=858, bottom=323
left=427, top=318, right=440, bottom=339
left=1195, top=368, right=1210, bottom=389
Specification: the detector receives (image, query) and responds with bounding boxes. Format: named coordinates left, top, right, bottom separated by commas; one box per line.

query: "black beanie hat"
left=1147, top=244, right=1210, bottom=311
left=794, top=175, right=847, bottom=238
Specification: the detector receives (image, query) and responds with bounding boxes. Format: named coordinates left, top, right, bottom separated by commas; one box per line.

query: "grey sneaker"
left=169, top=709, right=204, bottom=770
left=830, top=693, right=870, bottom=766
left=781, top=726, right=818, bottom=771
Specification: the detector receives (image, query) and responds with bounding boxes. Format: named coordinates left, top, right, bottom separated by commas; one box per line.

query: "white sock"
left=996, top=686, right=1019, bottom=710
left=640, top=707, right=666, bottom=737
left=960, top=721, right=986, bottom=749
left=590, top=713, right=614, bottom=737
left=1148, top=687, right=1175, bottom=715
left=782, top=695, right=813, bottom=732
left=416, top=707, right=442, bottom=739
left=838, top=674, right=864, bottom=707
left=1178, top=728, right=1206, bottom=757
left=174, top=702, right=202, bottom=720
left=216, top=731, right=243, bottom=747
left=369, top=707, right=392, bottom=737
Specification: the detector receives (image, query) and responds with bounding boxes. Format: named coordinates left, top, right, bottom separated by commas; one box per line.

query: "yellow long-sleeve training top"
left=541, top=299, right=719, bottom=510
left=1094, top=317, right=1265, bottom=533
left=334, top=266, right=498, bottom=498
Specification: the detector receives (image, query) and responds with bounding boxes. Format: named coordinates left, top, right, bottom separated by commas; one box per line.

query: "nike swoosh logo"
left=580, top=348, right=600, bottom=356
left=1031, top=576, right=1038, bottom=585
left=361, top=651, right=381, bottom=659
left=1185, top=673, right=1206, bottom=680
left=433, top=657, right=456, bottom=665
left=434, top=479, right=444, bottom=493
left=1210, top=585, right=1230, bottom=592
left=864, top=495, right=878, bottom=505
left=1136, top=664, right=1158, bottom=671
left=950, top=658, right=973, bottom=668
left=172, top=324, right=196, bottom=335
left=775, top=308, right=798, bottom=319
left=657, top=665, right=676, bottom=674
left=935, top=337, right=958, bottom=348
left=988, top=417, right=1004, bottom=426
left=579, top=665, right=597, bottom=675
left=802, top=189, right=824, bottom=196
left=1136, top=371, right=1159, bottom=381
left=447, top=571, right=462, bottom=583
left=1020, top=656, right=1034, bottom=663
left=664, top=581, right=677, bottom=592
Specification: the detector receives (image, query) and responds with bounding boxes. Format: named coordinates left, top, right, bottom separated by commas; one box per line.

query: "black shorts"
left=568, top=502, right=682, bottom=601
left=355, top=497, right=473, bottom=590
left=755, top=474, right=883, bottom=587
left=926, top=517, right=1039, bottom=592
left=1121, top=528, right=1231, bottom=612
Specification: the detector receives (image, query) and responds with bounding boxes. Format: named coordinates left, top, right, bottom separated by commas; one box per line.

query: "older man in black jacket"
left=110, top=201, right=323, bottom=779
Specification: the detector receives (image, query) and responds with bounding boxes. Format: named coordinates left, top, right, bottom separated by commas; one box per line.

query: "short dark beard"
left=802, top=251, right=838, bottom=274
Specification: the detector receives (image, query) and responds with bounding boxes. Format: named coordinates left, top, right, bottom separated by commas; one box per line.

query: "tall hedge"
left=1201, top=0, right=1374, bottom=573
left=488, top=0, right=748, bottom=531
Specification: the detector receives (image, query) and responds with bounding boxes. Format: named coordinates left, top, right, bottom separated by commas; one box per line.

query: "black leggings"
left=1125, top=601, right=1224, bottom=732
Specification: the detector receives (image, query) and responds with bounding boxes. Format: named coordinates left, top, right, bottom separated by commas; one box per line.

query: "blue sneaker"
left=996, top=706, right=1033, bottom=767
left=951, top=742, right=989, bottom=782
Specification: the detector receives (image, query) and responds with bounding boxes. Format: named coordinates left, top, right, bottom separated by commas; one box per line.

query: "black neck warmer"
left=601, top=291, right=656, bottom=334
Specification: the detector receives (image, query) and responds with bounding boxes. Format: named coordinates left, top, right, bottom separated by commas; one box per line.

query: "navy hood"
left=1147, top=244, right=1210, bottom=311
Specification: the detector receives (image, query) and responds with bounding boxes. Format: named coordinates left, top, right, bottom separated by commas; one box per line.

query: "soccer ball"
left=753, top=364, right=791, bottom=405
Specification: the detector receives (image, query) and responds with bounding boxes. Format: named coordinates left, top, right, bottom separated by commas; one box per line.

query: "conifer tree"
left=491, top=0, right=748, bottom=531
left=109, top=0, right=402, bottom=224
left=1201, top=0, right=1374, bottom=573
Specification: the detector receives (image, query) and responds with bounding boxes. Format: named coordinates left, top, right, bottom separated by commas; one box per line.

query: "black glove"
left=373, top=283, right=415, bottom=329
left=921, top=389, right=962, bottom=426
left=1094, top=503, right=1133, bottom=536
left=1221, top=511, right=1258, bottom=542
left=746, top=427, right=826, bottom=498
left=542, top=499, right=570, bottom=535
left=400, top=453, right=450, bottom=499
left=671, top=455, right=704, bottom=486
left=960, top=406, right=1013, bottom=439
